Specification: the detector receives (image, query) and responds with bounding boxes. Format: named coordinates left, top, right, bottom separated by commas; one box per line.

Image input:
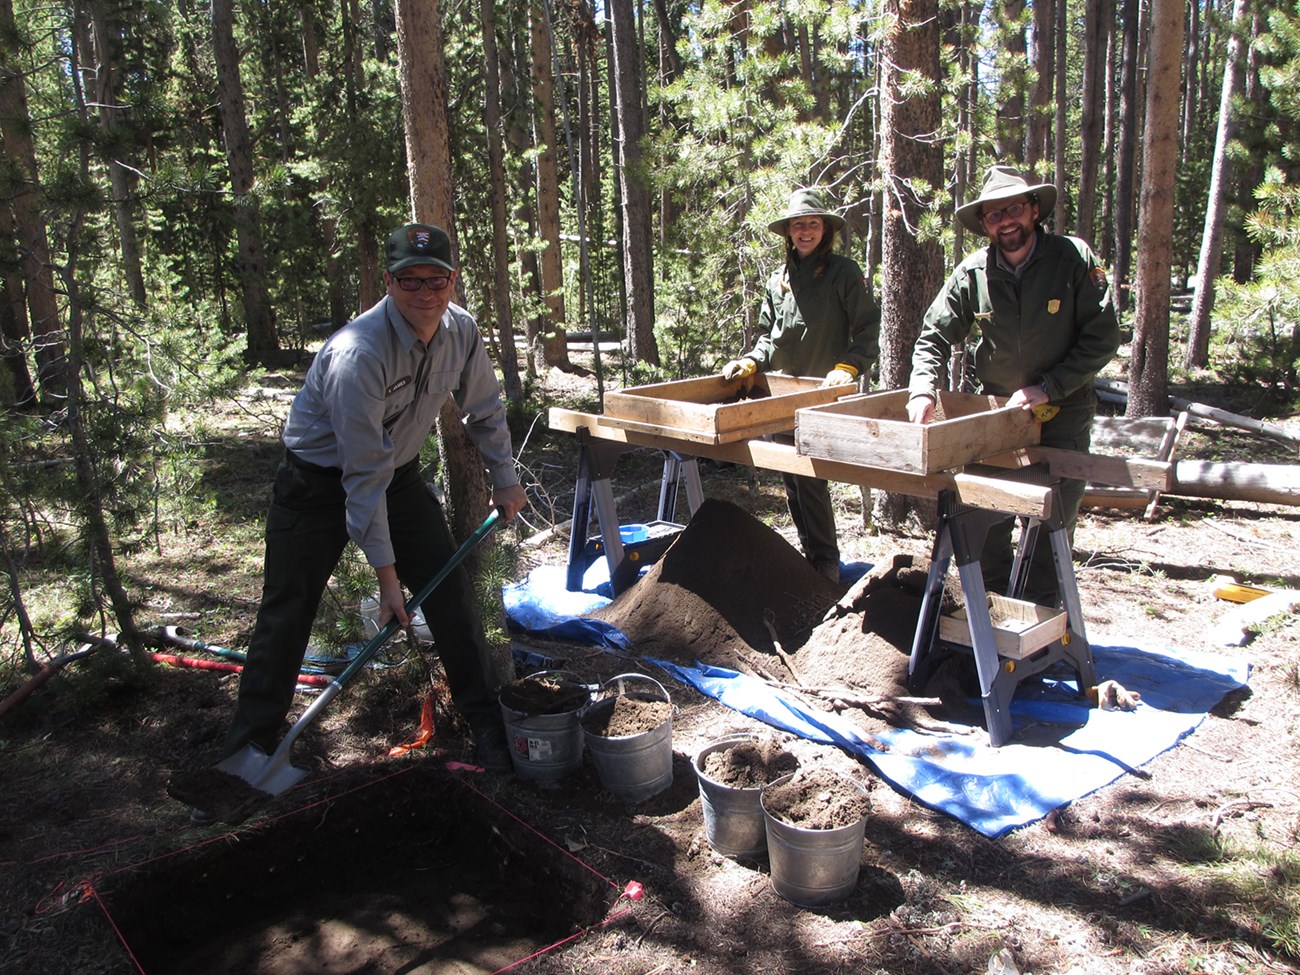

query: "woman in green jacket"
left=721, top=187, right=881, bottom=583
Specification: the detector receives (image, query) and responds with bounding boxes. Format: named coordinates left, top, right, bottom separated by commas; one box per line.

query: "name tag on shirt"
left=386, top=375, right=413, bottom=395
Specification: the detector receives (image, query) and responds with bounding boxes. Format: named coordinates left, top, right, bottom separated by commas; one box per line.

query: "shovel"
left=215, top=506, right=503, bottom=797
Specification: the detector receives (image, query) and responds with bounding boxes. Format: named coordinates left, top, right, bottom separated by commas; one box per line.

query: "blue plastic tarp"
left=502, top=565, right=1251, bottom=837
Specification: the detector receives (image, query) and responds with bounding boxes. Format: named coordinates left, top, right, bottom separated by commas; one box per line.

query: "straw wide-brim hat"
left=955, top=165, right=1058, bottom=234
left=767, top=187, right=846, bottom=236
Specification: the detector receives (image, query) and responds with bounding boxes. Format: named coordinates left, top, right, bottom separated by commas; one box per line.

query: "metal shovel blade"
left=215, top=742, right=310, bottom=797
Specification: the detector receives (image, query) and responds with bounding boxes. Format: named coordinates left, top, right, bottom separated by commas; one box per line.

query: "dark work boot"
left=469, top=717, right=513, bottom=773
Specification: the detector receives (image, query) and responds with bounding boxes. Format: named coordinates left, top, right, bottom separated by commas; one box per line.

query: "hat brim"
left=768, top=212, right=846, bottom=236
left=388, top=256, right=456, bottom=274
left=956, top=184, right=1057, bottom=234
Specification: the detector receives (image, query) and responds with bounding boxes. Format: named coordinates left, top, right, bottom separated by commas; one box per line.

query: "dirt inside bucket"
left=700, top=739, right=799, bottom=789
left=763, top=768, right=870, bottom=830
left=581, top=696, right=671, bottom=737
left=499, top=674, right=590, bottom=714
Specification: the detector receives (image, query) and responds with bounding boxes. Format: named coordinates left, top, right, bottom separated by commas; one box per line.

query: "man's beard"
left=997, top=223, right=1031, bottom=253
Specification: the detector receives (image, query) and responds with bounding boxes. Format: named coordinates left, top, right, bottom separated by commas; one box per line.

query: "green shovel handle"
left=333, top=507, right=503, bottom=687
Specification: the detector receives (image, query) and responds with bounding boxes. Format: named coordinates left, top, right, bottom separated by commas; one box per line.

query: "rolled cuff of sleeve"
left=488, top=462, right=520, bottom=489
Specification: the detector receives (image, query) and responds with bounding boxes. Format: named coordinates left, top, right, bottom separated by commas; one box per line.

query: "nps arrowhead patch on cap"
left=409, top=227, right=432, bottom=251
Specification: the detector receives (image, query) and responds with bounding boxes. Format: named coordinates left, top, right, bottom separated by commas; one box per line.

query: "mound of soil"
left=699, top=738, right=799, bottom=788
left=581, top=695, right=671, bottom=736
left=499, top=673, right=591, bottom=714
left=591, top=498, right=840, bottom=672
left=761, top=767, right=871, bottom=829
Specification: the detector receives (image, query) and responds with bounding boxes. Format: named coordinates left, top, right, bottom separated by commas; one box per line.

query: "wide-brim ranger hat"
left=955, top=165, right=1058, bottom=235
left=767, top=187, right=846, bottom=236
left=386, top=223, right=455, bottom=273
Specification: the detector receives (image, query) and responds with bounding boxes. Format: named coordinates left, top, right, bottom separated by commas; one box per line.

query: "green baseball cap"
left=386, top=224, right=455, bottom=273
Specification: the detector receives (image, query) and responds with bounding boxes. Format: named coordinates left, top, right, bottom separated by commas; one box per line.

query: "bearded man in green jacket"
left=906, top=165, right=1120, bottom=605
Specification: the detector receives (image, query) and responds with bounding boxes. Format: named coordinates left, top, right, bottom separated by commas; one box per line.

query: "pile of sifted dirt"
left=590, top=498, right=840, bottom=673
left=592, top=502, right=974, bottom=736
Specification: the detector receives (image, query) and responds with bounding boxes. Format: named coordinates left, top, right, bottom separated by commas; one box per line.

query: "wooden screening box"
left=600, top=374, right=851, bottom=445
left=939, top=594, right=1068, bottom=660
left=795, top=390, right=1040, bottom=474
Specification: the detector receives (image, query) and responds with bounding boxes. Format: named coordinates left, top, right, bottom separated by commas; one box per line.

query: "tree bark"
left=211, top=0, right=280, bottom=364
left=607, top=0, right=659, bottom=365
left=1075, top=0, right=1108, bottom=241
left=86, top=2, right=147, bottom=309
left=1112, top=0, right=1140, bottom=315
left=1026, top=0, right=1052, bottom=174
left=1129, top=0, right=1185, bottom=419
left=1052, top=0, right=1067, bottom=229
left=875, top=0, right=943, bottom=529
left=1186, top=0, right=1249, bottom=369
left=531, top=0, right=572, bottom=370
left=993, top=0, right=1026, bottom=162
left=481, top=0, right=522, bottom=401
left=0, top=0, right=66, bottom=400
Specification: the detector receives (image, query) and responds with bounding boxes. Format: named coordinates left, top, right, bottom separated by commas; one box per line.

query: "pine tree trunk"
left=0, top=0, right=66, bottom=400
left=531, top=0, right=572, bottom=369
left=875, top=0, right=944, bottom=530
left=607, top=0, right=659, bottom=365
left=1186, top=0, right=1249, bottom=370
left=211, top=0, right=280, bottom=364
left=1130, top=0, right=1184, bottom=419
left=481, top=0, right=522, bottom=401
left=1112, top=0, right=1140, bottom=315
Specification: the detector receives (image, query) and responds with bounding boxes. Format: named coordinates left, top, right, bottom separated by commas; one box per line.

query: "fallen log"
left=1095, top=377, right=1300, bottom=447
left=1170, top=460, right=1300, bottom=506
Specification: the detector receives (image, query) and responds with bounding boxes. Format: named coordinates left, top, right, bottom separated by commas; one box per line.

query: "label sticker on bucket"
left=526, top=737, right=554, bottom=760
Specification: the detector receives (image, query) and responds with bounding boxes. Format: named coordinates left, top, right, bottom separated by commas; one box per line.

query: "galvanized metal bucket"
left=498, top=670, right=590, bottom=786
left=583, top=673, right=673, bottom=803
left=761, top=772, right=868, bottom=907
left=693, top=735, right=768, bottom=859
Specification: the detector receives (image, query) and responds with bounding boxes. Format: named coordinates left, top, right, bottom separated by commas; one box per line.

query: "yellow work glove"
left=822, top=363, right=858, bottom=387
left=721, top=358, right=758, bottom=381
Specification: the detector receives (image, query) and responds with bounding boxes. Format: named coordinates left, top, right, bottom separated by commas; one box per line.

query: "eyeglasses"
left=395, top=274, right=453, bottom=292
left=981, top=201, right=1031, bottom=226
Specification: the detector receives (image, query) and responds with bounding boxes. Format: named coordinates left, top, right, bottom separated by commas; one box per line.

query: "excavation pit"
left=102, top=765, right=616, bottom=974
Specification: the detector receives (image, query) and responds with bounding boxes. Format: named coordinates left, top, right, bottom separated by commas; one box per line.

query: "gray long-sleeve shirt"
left=282, top=295, right=518, bottom=567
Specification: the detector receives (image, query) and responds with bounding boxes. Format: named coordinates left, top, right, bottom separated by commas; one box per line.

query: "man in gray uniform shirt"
left=222, top=223, right=527, bottom=773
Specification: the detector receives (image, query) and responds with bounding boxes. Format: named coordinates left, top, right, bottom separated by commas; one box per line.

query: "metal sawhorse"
left=565, top=426, right=704, bottom=594
left=908, top=467, right=1096, bottom=746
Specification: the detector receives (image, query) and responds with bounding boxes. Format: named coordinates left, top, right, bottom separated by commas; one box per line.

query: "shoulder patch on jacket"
left=1090, top=266, right=1110, bottom=294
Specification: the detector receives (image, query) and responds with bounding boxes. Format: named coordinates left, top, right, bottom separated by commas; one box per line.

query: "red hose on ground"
left=145, top=651, right=332, bottom=687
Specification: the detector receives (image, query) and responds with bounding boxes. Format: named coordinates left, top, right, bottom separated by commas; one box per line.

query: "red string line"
left=489, top=906, right=635, bottom=974
left=80, top=882, right=148, bottom=975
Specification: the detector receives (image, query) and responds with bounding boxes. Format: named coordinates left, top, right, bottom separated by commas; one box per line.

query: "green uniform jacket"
left=744, top=253, right=880, bottom=379
left=908, top=230, right=1119, bottom=409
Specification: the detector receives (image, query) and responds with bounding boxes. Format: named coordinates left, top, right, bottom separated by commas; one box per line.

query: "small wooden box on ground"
left=794, top=389, right=1041, bottom=474
left=600, top=374, right=851, bottom=445
left=939, top=594, right=1068, bottom=660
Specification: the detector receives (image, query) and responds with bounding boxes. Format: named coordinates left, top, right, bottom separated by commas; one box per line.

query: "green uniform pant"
left=223, top=454, right=497, bottom=757
left=780, top=473, right=839, bottom=571
left=980, top=396, right=1094, bottom=606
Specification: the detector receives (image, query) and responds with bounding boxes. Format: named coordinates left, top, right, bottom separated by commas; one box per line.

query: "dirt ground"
left=2, top=358, right=1299, bottom=975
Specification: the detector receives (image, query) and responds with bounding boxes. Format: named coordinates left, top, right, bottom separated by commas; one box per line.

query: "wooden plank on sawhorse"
left=908, top=466, right=1096, bottom=747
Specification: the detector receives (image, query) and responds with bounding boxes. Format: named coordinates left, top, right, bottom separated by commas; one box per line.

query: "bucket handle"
left=601, top=672, right=671, bottom=705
